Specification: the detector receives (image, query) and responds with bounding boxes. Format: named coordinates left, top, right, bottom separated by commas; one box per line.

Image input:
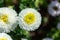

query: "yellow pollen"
left=0, top=14, right=8, bottom=23
left=0, top=37, right=7, bottom=40
left=24, top=12, right=36, bottom=25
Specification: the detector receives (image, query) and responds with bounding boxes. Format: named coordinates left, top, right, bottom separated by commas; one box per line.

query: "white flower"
left=42, top=38, right=53, bottom=40
left=0, top=33, right=12, bottom=40
left=57, top=22, right=60, bottom=30
left=21, top=38, right=28, bottom=40
left=18, top=8, right=41, bottom=31
left=48, top=1, right=60, bottom=16
left=0, top=7, right=17, bottom=33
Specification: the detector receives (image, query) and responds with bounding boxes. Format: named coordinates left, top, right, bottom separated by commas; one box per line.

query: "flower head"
left=21, top=38, right=28, bottom=40
left=0, top=33, right=12, bottom=40
left=42, top=38, right=53, bottom=40
left=0, top=7, right=17, bottom=33
left=48, top=1, right=60, bottom=16
left=18, top=8, right=41, bottom=31
left=57, top=22, right=60, bottom=30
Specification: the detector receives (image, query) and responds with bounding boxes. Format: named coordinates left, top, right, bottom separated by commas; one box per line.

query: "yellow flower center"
left=0, top=14, right=8, bottom=23
left=24, top=12, right=36, bottom=25
left=0, top=37, right=7, bottom=40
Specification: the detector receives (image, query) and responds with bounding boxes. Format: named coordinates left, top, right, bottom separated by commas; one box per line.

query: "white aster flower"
left=0, top=7, right=17, bottom=33
left=18, top=8, right=41, bottom=31
left=48, top=1, right=60, bottom=16
left=57, top=22, right=60, bottom=30
left=0, top=33, right=12, bottom=40
left=42, top=38, right=53, bottom=40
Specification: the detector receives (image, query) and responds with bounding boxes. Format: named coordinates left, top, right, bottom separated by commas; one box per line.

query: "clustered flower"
left=0, top=7, right=42, bottom=40
left=0, top=0, right=60, bottom=40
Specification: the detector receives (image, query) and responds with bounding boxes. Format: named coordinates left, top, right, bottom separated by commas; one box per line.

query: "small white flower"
left=42, top=38, right=53, bottom=40
left=0, top=33, right=12, bottom=40
left=18, top=8, right=41, bottom=31
left=57, top=22, right=60, bottom=30
left=0, top=7, right=17, bottom=33
left=21, top=38, right=28, bottom=40
left=48, top=1, right=60, bottom=16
